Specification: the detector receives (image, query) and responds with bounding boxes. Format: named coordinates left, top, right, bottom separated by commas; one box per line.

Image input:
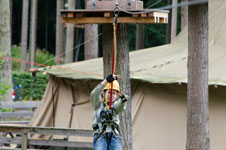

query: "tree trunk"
left=181, top=0, right=188, bottom=30
left=45, top=0, right=48, bottom=52
left=84, top=0, right=98, bottom=60
left=84, top=24, right=98, bottom=60
left=56, top=0, right=64, bottom=65
left=171, top=0, right=177, bottom=40
left=0, top=0, right=12, bottom=101
left=65, top=0, right=75, bottom=63
left=135, top=24, right=144, bottom=50
left=29, top=0, right=38, bottom=69
left=117, top=24, right=132, bottom=150
left=20, top=0, right=29, bottom=72
left=165, top=0, right=172, bottom=43
left=186, top=2, right=209, bottom=150
left=74, top=0, right=82, bottom=62
left=102, top=23, right=132, bottom=150
left=103, top=24, right=113, bottom=77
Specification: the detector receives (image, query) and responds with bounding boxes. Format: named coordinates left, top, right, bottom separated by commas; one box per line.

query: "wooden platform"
left=61, top=9, right=168, bottom=24
left=0, top=124, right=93, bottom=149
left=0, top=101, right=40, bottom=124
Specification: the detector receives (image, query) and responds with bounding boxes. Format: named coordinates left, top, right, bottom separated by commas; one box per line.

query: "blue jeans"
left=93, top=132, right=122, bottom=150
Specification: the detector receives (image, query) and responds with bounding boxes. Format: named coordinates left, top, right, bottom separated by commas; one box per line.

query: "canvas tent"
left=30, top=0, right=226, bottom=149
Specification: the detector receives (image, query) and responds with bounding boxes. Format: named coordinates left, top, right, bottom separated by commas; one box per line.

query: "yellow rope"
left=113, top=23, right=117, bottom=73
left=103, top=90, right=110, bottom=110
left=104, top=23, right=117, bottom=110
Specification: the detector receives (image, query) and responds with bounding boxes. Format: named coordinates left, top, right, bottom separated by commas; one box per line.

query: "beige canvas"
left=30, top=78, right=226, bottom=150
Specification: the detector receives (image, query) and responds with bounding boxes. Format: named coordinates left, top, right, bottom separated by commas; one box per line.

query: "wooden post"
left=22, top=132, right=28, bottom=150
left=187, top=1, right=209, bottom=150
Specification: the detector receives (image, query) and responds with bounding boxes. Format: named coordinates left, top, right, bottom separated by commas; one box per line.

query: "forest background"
left=1, top=0, right=182, bottom=101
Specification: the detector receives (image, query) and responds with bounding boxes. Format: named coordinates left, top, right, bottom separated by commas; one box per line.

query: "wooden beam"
left=104, top=12, right=111, bottom=17
left=0, top=137, right=21, bottom=145
left=0, top=111, right=34, bottom=117
left=140, top=13, right=147, bottom=17
left=0, top=121, right=30, bottom=124
left=75, top=12, right=85, bottom=18
left=60, top=9, right=169, bottom=24
left=61, top=17, right=166, bottom=24
left=0, top=125, right=93, bottom=137
left=28, top=139, right=93, bottom=148
left=0, top=102, right=40, bottom=109
left=67, top=12, right=74, bottom=18
left=0, top=137, right=93, bottom=148
left=132, top=14, right=139, bottom=17
left=0, top=148, right=44, bottom=150
left=22, top=133, right=28, bottom=150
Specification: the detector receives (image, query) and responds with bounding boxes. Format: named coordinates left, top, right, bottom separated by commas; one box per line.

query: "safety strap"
left=109, top=10, right=118, bottom=109
left=95, top=120, right=120, bottom=141
left=95, top=106, right=120, bottom=140
left=96, top=103, right=106, bottom=132
left=102, top=96, right=109, bottom=110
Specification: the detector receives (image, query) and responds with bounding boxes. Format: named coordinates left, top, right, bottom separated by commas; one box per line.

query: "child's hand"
left=119, top=93, right=128, bottom=102
left=106, top=74, right=121, bottom=83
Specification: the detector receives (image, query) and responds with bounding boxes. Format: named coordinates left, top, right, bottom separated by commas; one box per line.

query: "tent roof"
left=38, top=0, right=226, bottom=86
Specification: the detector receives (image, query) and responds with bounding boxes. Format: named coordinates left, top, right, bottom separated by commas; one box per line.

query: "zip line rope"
left=0, top=56, right=102, bottom=77
left=118, top=0, right=209, bottom=15
left=40, top=33, right=103, bottom=67
left=108, top=6, right=119, bottom=110
left=145, top=0, right=162, bottom=9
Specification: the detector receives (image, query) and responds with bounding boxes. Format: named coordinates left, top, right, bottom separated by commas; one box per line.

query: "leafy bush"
left=11, top=45, right=22, bottom=71
left=0, top=79, right=11, bottom=100
left=12, top=45, right=56, bottom=71
left=36, top=49, right=56, bottom=66
left=13, top=72, right=48, bottom=101
left=1, top=108, right=12, bottom=112
left=10, top=46, right=53, bottom=100
left=0, top=52, right=11, bottom=100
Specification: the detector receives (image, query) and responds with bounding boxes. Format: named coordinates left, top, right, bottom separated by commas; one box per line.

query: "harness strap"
left=95, top=121, right=119, bottom=142
left=96, top=103, right=106, bottom=132
left=94, top=107, right=120, bottom=141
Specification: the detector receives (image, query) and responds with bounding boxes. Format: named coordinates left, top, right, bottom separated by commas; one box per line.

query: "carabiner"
left=113, top=7, right=119, bottom=24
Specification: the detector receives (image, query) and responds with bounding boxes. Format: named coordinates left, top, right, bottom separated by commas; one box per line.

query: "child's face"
left=103, top=90, right=118, bottom=102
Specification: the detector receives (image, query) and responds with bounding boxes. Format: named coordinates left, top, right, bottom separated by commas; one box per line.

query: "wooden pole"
left=22, top=132, right=28, bottom=150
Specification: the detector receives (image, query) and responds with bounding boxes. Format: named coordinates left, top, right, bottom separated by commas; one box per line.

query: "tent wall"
left=30, top=76, right=226, bottom=149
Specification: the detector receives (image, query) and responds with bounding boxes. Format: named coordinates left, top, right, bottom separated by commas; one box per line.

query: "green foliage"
left=11, top=45, right=56, bottom=71
left=10, top=46, right=54, bottom=100
left=0, top=52, right=7, bottom=67
left=11, top=45, right=22, bottom=71
left=36, top=49, right=56, bottom=66
left=128, top=24, right=136, bottom=51
left=128, top=0, right=168, bottom=51
left=0, top=79, right=11, bottom=100
left=1, top=108, right=12, bottom=112
left=0, top=52, right=11, bottom=100
left=12, top=72, right=48, bottom=101
left=144, top=24, right=167, bottom=48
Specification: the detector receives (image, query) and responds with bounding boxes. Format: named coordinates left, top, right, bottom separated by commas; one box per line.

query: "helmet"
left=104, top=80, right=120, bottom=92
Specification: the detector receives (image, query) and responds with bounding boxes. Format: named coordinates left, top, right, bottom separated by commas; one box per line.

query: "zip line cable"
left=145, top=0, right=162, bottom=9
left=40, top=33, right=103, bottom=67
left=118, top=0, right=210, bottom=15
left=0, top=56, right=102, bottom=77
